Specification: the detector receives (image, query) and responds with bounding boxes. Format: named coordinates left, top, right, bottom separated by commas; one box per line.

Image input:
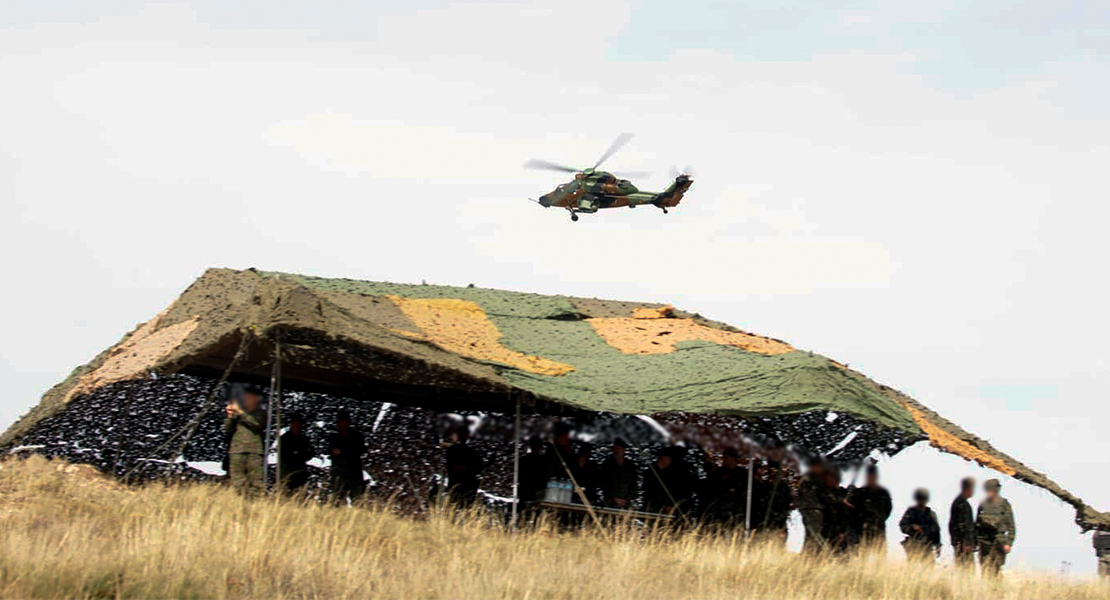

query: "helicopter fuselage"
left=537, top=169, right=692, bottom=216
left=525, top=135, right=692, bottom=221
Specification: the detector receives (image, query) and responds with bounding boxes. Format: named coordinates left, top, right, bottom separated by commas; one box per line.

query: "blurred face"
left=914, top=493, right=929, bottom=506
left=985, top=485, right=999, bottom=500
left=657, top=455, right=673, bottom=469
left=865, top=472, right=879, bottom=488
left=613, top=445, right=626, bottom=460
left=961, top=479, right=975, bottom=498
left=290, top=420, right=303, bottom=434
left=555, top=432, right=571, bottom=446
left=722, top=454, right=738, bottom=469
left=241, top=392, right=261, bottom=412
left=337, top=417, right=350, bottom=433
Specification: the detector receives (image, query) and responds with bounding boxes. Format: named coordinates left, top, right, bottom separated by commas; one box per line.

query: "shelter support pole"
left=744, top=456, right=754, bottom=538
left=266, top=330, right=282, bottom=491
left=510, top=390, right=521, bottom=531
left=551, top=441, right=604, bottom=529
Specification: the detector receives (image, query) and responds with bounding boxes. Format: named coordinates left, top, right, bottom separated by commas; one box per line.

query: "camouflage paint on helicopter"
left=525, top=133, right=694, bottom=221
left=535, top=171, right=693, bottom=220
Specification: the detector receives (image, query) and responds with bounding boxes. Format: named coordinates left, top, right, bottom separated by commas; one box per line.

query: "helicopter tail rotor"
left=669, top=164, right=695, bottom=179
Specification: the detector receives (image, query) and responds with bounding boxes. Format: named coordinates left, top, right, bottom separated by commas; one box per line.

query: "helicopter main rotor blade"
left=524, top=159, right=580, bottom=173
left=592, top=132, right=634, bottom=170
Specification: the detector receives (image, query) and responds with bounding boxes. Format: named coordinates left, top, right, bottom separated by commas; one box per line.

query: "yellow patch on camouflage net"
left=902, top=403, right=1017, bottom=476
left=65, top=315, right=200, bottom=402
left=631, top=305, right=675, bottom=319
left=588, top=317, right=794, bottom=356
left=387, top=297, right=574, bottom=376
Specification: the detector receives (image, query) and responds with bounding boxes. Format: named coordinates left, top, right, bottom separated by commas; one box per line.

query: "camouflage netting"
left=1, top=268, right=1106, bottom=530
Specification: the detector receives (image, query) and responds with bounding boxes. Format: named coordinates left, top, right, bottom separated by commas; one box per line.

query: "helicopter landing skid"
left=567, top=208, right=579, bottom=222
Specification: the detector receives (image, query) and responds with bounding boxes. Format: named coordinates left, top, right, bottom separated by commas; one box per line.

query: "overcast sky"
left=2, top=0, right=1108, bottom=576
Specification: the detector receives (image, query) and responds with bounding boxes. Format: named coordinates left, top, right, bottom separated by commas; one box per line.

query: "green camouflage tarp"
left=2, top=268, right=1106, bottom=530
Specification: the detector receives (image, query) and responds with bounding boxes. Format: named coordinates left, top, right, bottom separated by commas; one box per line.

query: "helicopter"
left=525, top=133, right=693, bottom=222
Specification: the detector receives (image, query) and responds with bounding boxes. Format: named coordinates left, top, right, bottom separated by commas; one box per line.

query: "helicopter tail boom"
left=652, top=174, right=693, bottom=208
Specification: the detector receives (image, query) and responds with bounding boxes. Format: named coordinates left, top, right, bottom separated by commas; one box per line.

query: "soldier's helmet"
left=985, top=478, right=1002, bottom=490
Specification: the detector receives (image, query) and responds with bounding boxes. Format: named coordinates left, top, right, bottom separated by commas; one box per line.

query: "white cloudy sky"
left=2, top=0, right=1108, bottom=576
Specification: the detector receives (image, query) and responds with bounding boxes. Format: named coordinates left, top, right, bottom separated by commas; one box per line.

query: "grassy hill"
left=1, top=456, right=1105, bottom=599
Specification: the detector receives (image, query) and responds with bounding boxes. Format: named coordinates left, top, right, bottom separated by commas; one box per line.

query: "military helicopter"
left=525, top=133, right=693, bottom=222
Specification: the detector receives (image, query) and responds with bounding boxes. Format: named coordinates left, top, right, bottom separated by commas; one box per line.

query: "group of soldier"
left=797, top=460, right=1016, bottom=576
left=225, top=390, right=1110, bottom=579
left=510, top=423, right=792, bottom=537
left=224, top=385, right=367, bottom=504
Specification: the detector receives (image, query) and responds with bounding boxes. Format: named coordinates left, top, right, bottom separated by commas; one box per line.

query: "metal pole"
left=272, top=330, right=283, bottom=492
left=264, top=331, right=281, bottom=489
left=744, top=456, right=754, bottom=538
left=510, top=390, right=522, bottom=531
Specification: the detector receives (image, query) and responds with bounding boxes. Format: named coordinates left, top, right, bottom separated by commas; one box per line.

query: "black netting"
left=6, top=373, right=922, bottom=514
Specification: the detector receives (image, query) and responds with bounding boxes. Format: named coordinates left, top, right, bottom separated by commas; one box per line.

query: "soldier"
left=642, top=446, right=692, bottom=515
left=546, top=422, right=578, bottom=481
left=572, top=442, right=600, bottom=505
left=599, top=438, right=638, bottom=509
left=444, top=425, right=485, bottom=506
left=224, top=384, right=267, bottom=497
left=797, top=460, right=829, bottom=556
left=847, top=464, right=893, bottom=550
left=1093, top=530, right=1110, bottom=580
left=751, top=459, right=793, bottom=544
left=899, top=488, right=941, bottom=563
left=327, top=410, right=366, bottom=505
left=518, top=435, right=548, bottom=502
left=701, top=448, right=749, bottom=528
left=822, top=466, right=853, bottom=555
left=278, top=412, right=315, bottom=494
left=976, top=479, right=1016, bottom=577
left=948, top=477, right=977, bottom=570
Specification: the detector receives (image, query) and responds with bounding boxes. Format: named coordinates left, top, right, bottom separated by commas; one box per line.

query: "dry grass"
left=0, top=456, right=1106, bottom=600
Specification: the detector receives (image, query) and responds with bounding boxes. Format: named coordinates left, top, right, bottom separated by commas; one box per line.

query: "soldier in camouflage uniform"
left=948, top=477, right=977, bottom=570
left=599, top=438, right=638, bottom=509
left=328, top=410, right=367, bottom=504
left=796, top=460, right=829, bottom=556
left=847, top=464, right=893, bottom=551
left=1092, top=530, right=1110, bottom=580
left=976, top=479, right=1016, bottom=576
left=822, top=466, right=854, bottom=555
left=224, top=386, right=267, bottom=497
left=899, top=488, right=941, bottom=563
left=752, top=460, right=793, bottom=545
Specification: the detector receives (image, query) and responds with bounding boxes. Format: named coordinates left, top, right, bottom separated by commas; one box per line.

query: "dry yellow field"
left=1, top=456, right=1106, bottom=600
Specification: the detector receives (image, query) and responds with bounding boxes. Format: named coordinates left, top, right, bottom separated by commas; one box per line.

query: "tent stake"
left=510, top=390, right=521, bottom=531
left=265, top=330, right=282, bottom=491
left=744, top=456, right=754, bottom=539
